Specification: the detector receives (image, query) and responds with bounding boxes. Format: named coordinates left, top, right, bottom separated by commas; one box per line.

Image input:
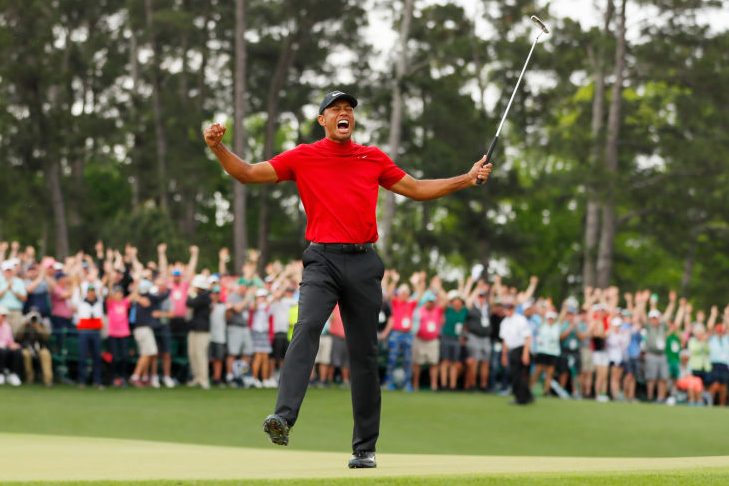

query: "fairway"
left=2, top=387, right=729, bottom=484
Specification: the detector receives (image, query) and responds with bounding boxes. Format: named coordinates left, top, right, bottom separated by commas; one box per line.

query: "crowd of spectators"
left=1, top=239, right=728, bottom=407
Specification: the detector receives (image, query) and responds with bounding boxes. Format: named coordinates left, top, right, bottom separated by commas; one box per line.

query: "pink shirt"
left=51, top=286, right=73, bottom=319
left=0, top=322, right=17, bottom=349
left=416, top=305, right=444, bottom=341
left=329, top=305, right=345, bottom=338
left=106, top=297, right=131, bottom=338
left=169, top=281, right=190, bottom=318
left=391, top=298, right=417, bottom=332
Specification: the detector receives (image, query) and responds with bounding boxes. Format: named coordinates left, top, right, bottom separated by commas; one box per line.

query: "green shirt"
left=442, top=307, right=468, bottom=338
left=665, top=333, right=681, bottom=364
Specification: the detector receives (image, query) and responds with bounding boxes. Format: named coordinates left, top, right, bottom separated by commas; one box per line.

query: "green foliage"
left=0, top=1, right=728, bottom=305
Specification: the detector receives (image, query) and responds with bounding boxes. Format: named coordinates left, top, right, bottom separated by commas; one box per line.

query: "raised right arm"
left=204, top=123, right=278, bottom=184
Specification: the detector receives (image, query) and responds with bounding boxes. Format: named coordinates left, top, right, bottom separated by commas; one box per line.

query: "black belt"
left=309, top=242, right=373, bottom=254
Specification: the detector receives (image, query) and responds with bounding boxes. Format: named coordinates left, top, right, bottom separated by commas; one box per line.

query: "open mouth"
left=337, top=119, right=350, bottom=130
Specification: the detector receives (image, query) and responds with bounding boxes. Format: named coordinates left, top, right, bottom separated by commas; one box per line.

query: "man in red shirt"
left=204, top=91, right=493, bottom=468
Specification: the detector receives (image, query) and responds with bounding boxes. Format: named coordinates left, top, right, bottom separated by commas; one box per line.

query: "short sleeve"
left=373, top=148, right=406, bottom=189
left=268, top=146, right=302, bottom=182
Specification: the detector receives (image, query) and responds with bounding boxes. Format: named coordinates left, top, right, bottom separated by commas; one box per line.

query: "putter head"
left=530, top=15, right=550, bottom=35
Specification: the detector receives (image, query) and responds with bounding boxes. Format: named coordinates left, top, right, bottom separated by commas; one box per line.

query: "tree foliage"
left=0, top=0, right=727, bottom=305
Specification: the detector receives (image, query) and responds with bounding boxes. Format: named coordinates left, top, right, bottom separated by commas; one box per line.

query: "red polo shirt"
left=269, top=138, right=406, bottom=243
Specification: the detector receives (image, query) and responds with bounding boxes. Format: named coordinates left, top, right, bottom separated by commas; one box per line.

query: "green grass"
left=8, top=469, right=729, bottom=486
left=2, top=386, right=729, bottom=457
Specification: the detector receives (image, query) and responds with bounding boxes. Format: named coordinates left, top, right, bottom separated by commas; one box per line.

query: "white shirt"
left=270, top=297, right=296, bottom=333
left=499, top=313, right=531, bottom=349
left=73, top=297, right=105, bottom=320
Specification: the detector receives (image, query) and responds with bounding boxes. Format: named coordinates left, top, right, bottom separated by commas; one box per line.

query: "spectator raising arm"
left=517, top=276, right=538, bottom=306
left=157, top=243, right=168, bottom=277
left=663, top=291, right=677, bottom=322
left=186, top=245, right=199, bottom=281
left=218, top=247, right=230, bottom=276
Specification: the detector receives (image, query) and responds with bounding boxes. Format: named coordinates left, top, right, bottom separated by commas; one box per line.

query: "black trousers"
left=0, top=347, right=23, bottom=375
left=508, top=346, right=533, bottom=404
left=275, top=244, right=384, bottom=452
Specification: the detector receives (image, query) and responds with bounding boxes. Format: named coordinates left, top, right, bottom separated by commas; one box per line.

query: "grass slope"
left=2, top=386, right=729, bottom=457
left=8, top=470, right=729, bottom=486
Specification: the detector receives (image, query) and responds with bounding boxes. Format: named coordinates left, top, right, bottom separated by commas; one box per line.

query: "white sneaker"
left=263, top=378, right=277, bottom=389
left=0, top=374, right=5, bottom=385
left=151, top=376, right=161, bottom=389
left=241, top=375, right=254, bottom=388
left=7, top=374, right=21, bottom=386
left=200, top=382, right=211, bottom=390
left=251, top=378, right=263, bottom=389
left=163, top=376, right=176, bottom=388
left=225, top=373, right=235, bottom=383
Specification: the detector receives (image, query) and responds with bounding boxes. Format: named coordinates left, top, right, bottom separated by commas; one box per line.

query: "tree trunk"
left=680, top=236, right=698, bottom=296
left=596, top=0, right=626, bottom=288
left=257, top=30, right=298, bottom=270
left=232, top=0, right=249, bottom=270
left=129, top=31, right=141, bottom=209
left=379, top=0, right=414, bottom=263
left=582, top=0, right=613, bottom=288
left=144, top=0, right=169, bottom=212
left=47, top=161, right=70, bottom=258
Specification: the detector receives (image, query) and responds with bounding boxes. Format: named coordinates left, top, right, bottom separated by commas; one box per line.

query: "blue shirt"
left=0, top=276, right=26, bottom=311
left=708, top=335, right=729, bottom=365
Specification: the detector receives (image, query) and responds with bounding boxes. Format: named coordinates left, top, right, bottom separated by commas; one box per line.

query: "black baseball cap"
left=318, top=91, right=358, bottom=114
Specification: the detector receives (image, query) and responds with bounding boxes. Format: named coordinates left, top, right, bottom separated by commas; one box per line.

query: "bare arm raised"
left=389, top=157, right=493, bottom=201
left=204, top=123, right=278, bottom=184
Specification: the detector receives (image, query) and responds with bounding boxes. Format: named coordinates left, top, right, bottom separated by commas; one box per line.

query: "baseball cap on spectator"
left=422, top=290, right=437, bottom=303
left=138, top=279, right=154, bottom=294
left=611, top=316, right=623, bottom=327
left=209, top=274, right=220, bottom=285
left=447, top=290, right=463, bottom=302
left=191, top=274, right=210, bottom=290
left=648, top=309, right=661, bottom=319
left=53, top=262, right=64, bottom=271
left=501, top=297, right=515, bottom=309
left=1, top=261, right=14, bottom=271
left=591, top=303, right=606, bottom=312
left=171, top=269, right=183, bottom=277
left=546, top=310, right=558, bottom=320
left=0, top=305, right=8, bottom=315
left=318, top=90, right=358, bottom=114
left=255, top=288, right=268, bottom=298
left=566, top=305, right=578, bottom=314
left=211, top=285, right=221, bottom=294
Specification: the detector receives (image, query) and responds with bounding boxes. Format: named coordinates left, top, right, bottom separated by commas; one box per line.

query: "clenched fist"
left=204, top=123, right=226, bottom=149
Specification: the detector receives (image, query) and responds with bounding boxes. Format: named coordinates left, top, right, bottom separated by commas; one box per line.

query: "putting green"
left=1, top=433, right=728, bottom=483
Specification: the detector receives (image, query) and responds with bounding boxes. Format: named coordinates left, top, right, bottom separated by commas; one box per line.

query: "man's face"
left=318, top=100, right=355, bottom=143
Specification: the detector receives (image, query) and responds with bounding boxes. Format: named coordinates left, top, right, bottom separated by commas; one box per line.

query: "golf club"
left=477, top=15, right=550, bottom=184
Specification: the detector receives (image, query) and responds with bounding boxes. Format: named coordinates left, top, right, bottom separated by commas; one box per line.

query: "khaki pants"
left=7, top=311, right=23, bottom=338
left=22, top=348, right=53, bottom=386
left=187, top=331, right=210, bottom=387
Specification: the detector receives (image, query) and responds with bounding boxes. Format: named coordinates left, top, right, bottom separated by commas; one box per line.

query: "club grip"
left=476, top=136, right=498, bottom=185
